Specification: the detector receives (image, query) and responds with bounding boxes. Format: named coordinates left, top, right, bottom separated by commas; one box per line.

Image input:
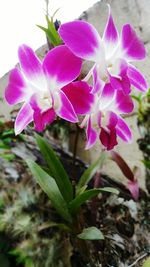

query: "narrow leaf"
left=26, top=160, right=72, bottom=222
left=69, top=187, right=119, bottom=214
left=76, top=153, right=106, bottom=194
left=38, top=222, right=71, bottom=232
left=37, top=25, right=47, bottom=33
left=77, top=227, right=104, bottom=240
left=35, top=134, right=73, bottom=203
left=46, top=16, right=62, bottom=46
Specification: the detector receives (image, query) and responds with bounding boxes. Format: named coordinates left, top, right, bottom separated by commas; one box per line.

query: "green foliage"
left=37, top=16, right=62, bottom=47
left=0, top=171, right=73, bottom=267
left=35, top=134, right=73, bottom=203
left=0, top=120, right=24, bottom=161
left=76, top=152, right=106, bottom=195
left=142, top=257, right=150, bottom=267
left=26, top=160, right=72, bottom=223
left=142, top=160, right=150, bottom=170
left=27, top=135, right=119, bottom=225
left=69, top=188, right=119, bottom=214
left=77, top=227, right=104, bottom=240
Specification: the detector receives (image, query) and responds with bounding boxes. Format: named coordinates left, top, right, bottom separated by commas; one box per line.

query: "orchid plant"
left=4, top=6, right=148, bottom=241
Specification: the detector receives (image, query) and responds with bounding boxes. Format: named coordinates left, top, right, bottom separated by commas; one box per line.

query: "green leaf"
left=131, top=93, right=142, bottom=103
left=142, top=257, right=150, bottom=267
left=37, top=25, right=48, bottom=33
left=142, top=160, right=150, bottom=170
left=69, top=187, right=119, bottom=214
left=0, top=153, right=16, bottom=161
left=26, top=160, right=72, bottom=223
left=38, top=222, right=72, bottom=232
left=46, top=16, right=62, bottom=46
left=35, top=134, right=73, bottom=203
left=76, top=153, right=106, bottom=194
left=37, top=17, right=62, bottom=47
left=77, top=227, right=104, bottom=240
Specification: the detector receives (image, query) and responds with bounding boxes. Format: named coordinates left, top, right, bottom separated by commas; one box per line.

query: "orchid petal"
left=59, top=20, right=103, bottom=62
left=120, top=24, right=146, bottom=61
left=85, top=116, right=98, bottom=149
left=109, top=59, right=131, bottom=94
left=92, top=66, right=104, bottom=94
left=18, top=44, right=46, bottom=88
left=99, top=83, right=115, bottom=109
left=54, top=90, right=78, bottom=123
left=127, top=179, right=139, bottom=201
left=116, top=116, right=132, bottom=142
left=99, top=111, right=118, bottom=151
left=127, top=64, right=148, bottom=92
left=109, top=58, right=128, bottom=77
left=43, top=45, right=82, bottom=89
left=115, top=90, right=134, bottom=113
left=5, top=68, right=27, bottom=105
left=107, top=111, right=118, bottom=128
left=99, top=127, right=118, bottom=151
left=29, top=94, right=55, bottom=131
left=33, top=108, right=56, bottom=132
left=110, top=76, right=131, bottom=95
left=120, top=75, right=131, bottom=95
left=15, top=103, right=33, bottom=135
left=62, top=81, right=94, bottom=115
left=110, top=76, right=122, bottom=91
left=102, top=5, right=119, bottom=58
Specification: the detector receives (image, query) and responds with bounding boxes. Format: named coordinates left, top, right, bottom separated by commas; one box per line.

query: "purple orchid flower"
left=59, top=5, right=148, bottom=94
left=5, top=44, right=92, bottom=134
left=64, top=73, right=134, bottom=150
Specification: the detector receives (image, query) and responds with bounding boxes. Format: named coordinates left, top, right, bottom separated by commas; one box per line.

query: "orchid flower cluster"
left=5, top=6, right=148, bottom=151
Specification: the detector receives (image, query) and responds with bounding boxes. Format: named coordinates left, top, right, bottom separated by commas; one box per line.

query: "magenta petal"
left=107, top=111, right=118, bottom=129
left=59, top=20, right=102, bottom=61
left=5, top=68, right=27, bottom=105
left=15, top=103, right=33, bottom=135
left=127, top=179, right=139, bottom=201
left=110, top=76, right=122, bottom=91
left=34, top=108, right=56, bottom=132
left=18, top=44, right=44, bottom=81
left=116, top=116, right=132, bottom=142
left=55, top=90, right=78, bottom=123
left=99, top=83, right=115, bottom=109
left=109, top=58, right=131, bottom=94
left=99, top=127, right=118, bottom=151
left=43, top=45, right=82, bottom=88
left=103, top=5, right=119, bottom=55
left=86, top=117, right=98, bottom=149
left=115, top=90, right=134, bottom=113
left=62, top=81, right=94, bottom=115
left=120, top=75, right=131, bottom=95
left=121, top=24, right=146, bottom=61
left=110, top=75, right=131, bottom=95
left=92, top=66, right=103, bottom=94
left=127, top=64, right=148, bottom=92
